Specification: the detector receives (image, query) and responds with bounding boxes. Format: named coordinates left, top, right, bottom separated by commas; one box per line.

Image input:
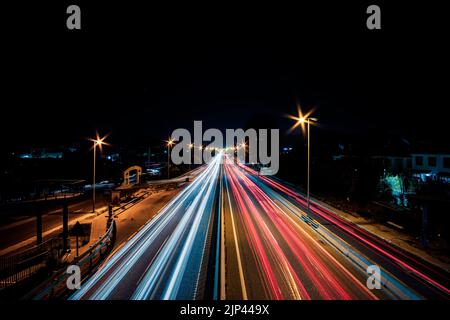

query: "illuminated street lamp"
left=166, top=138, right=174, bottom=179
left=289, top=106, right=318, bottom=216
left=239, top=141, right=247, bottom=163
left=89, top=132, right=109, bottom=213
left=196, top=145, right=204, bottom=166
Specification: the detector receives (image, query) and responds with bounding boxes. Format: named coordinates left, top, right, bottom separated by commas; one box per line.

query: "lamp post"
left=289, top=107, right=317, bottom=217
left=90, top=133, right=109, bottom=213
left=93, top=141, right=97, bottom=212
left=167, top=139, right=174, bottom=179
left=297, top=116, right=317, bottom=216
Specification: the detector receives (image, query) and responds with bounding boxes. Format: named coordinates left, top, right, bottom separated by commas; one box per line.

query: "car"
left=83, top=181, right=116, bottom=191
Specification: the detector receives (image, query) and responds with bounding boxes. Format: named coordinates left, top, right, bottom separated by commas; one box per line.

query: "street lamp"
left=166, top=138, right=174, bottom=179
left=239, top=141, right=247, bottom=163
left=289, top=107, right=318, bottom=216
left=89, top=132, right=109, bottom=213
left=196, top=145, right=204, bottom=165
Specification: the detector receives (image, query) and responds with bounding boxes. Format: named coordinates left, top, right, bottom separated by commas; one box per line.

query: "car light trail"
left=223, top=156, right=376, bottom=299
left=70, top=154, right=222, bottom=300
left=68, top=153, right=448, bottom=301
left=241, top=170, right=420, bottom=300
left=239, top=164, right=450, bottom=298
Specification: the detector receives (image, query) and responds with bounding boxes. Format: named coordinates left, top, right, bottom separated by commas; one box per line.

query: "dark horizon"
left=2, top=2, right=447, bottom=149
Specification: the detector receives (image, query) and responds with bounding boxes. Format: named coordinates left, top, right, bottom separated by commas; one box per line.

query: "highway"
left=230, top=162, right=450, bottom=299
left=221, top=157, right=381, bottom=299
left=69, top=153, right=450, bottom=300
left=70, top=154, right=222, bottom=300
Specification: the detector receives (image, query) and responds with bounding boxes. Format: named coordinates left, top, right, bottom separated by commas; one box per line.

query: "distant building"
left=411, top=153, right=450, bottom=182
left=371, top=155, right=412, bottom=175
left=18, top=148, right=63, bottom=159
left=371, top=153, right=450, bottom=179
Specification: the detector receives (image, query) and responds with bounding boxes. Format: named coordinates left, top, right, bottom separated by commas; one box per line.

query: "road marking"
left=220, top=167, right=226, bottom=300
left=0, top=217, right=35, bottom=231
left=274, top=198, right=379, bottom=299
left=225, top=168, right=248, bottom=300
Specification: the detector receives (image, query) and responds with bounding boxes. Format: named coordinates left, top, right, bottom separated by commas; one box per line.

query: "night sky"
left=2, top=2, right=447, bottom=149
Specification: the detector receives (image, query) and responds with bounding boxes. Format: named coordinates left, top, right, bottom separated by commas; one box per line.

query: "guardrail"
left=0, top=237, right=63, bottom=289
left=30, top=219, right=116, bottom=300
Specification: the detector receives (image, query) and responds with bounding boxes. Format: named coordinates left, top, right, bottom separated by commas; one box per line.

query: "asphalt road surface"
left=0, top=198, right=104, bottom=254
left=68, top=154, right=449, bottom=300
left=70, top=155, right=222, bottom=299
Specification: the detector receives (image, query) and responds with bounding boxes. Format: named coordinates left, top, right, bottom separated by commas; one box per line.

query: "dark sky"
left=2, top=2, right=448, bottom=148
